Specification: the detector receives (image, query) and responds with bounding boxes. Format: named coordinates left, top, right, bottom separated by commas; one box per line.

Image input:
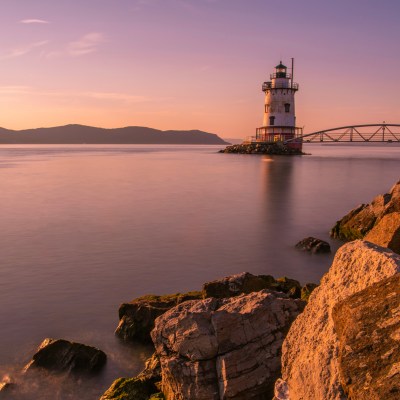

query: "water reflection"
left=262, top=156, right=294, bottom=225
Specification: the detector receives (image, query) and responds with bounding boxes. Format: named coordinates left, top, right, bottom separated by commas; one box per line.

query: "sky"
left=2, top=0, right=400, bottom=138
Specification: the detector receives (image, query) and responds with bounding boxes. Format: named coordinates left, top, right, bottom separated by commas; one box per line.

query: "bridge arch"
left=284, top=123, right=400, bottom=144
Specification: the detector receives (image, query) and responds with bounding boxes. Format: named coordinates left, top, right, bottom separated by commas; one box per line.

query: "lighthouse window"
left=269, top=116, right=275, bottom=126
left=284, top=103, right=290, bottom=113
left=265, top=104, right=269, bottom=113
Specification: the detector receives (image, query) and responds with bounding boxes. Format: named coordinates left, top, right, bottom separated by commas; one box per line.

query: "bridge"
left=284, top=123, right=400, bottom=144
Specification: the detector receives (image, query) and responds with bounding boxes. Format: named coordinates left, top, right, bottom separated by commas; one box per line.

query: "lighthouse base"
left=243, top=125, right=303, bottom=151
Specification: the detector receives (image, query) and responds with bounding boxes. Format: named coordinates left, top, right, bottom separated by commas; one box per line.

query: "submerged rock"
left=0, top=381, right=15, bottom=395
left=330, top=181, right=400, bottom=241
left=276, top=240, right=400, bottom=400
left=151, top=290, right=305, bottom=400
left=24, top=338, right=106, bottom=375
left=333, top=273, right=400, bottom=400
left=364, top=211, right=400, bottom=254
left=115, top=291, right=203, bottom=342
left=295, top=236, right=331, bottom=253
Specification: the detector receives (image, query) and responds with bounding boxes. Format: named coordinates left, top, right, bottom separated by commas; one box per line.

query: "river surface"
left=0, top=143, right=399, bottom=398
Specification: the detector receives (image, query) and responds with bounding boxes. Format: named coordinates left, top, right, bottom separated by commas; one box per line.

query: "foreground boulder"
left=295, top=237, right=331, bottom=253
left=115, top=291, right=203, bottom=342
left=151, top=290, right=305, bottom=400
left=24, top=338, right=106, bottom=375
left=330, top=181, right=400, bottom=241
left=275, top=241, right=400, bottom=400
left=364, top=211, right=400, bottom=254
left=116, top=273, right=314, bottom=344
left=333, top=273, right=400, bottom=399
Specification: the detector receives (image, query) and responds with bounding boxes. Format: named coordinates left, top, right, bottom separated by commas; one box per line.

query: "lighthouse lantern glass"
left=276, top=65, right=286, bottom=78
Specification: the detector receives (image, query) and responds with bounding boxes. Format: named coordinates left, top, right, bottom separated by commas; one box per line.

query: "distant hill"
left=223, top=138, right=243, bottom=145
left=0, top=124, right=229, bottom=145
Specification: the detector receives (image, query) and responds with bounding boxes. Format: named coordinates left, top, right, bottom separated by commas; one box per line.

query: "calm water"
left=0, top=143, right=399, bottom=398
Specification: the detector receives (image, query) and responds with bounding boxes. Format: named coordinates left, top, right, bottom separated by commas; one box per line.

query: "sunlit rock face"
left=364, top=211, right=400, bottom=254
left=330, top=181, right=400, bottom=241
left=277, top=240, right=400, bottom=400
left=333, top=273, right=400, bottom=400
left=151, top=291, right=305, bottom=400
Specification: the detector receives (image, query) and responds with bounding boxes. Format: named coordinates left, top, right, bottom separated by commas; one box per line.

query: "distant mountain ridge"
left=0, top=124, right=229, bottom=145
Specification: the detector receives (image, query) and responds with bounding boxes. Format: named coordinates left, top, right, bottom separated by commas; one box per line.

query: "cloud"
left=0, top=87, right=155, bottom=103
left=2, top=41, right=49, bottom=59
left=85, top=92, right=149, bottom=102
left=67, top=33, right=105, bottom=57
left=0, top=86, right=32, bottom=94
left=20, top=19, right=49, bottom=24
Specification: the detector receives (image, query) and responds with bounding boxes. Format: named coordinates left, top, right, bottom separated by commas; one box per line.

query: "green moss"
left=100, top=377, right=155, bottom=400
left=276, top=277, right=301, bottom=298
left=339, top=226, right=365, bottom=241
left=301, top=283, right=318, bottom=302
left=135, top=291, right=203, bottom=304
left=149, top=393, right=165, bottom=399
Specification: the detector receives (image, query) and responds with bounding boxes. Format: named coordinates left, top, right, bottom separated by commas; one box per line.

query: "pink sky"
left=1, top=0, right=400, bottom=138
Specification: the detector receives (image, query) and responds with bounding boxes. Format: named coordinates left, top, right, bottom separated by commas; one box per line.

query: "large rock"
left=276, top=240, right=400, bottom=400
left=24, top=338, right=106, bottom=375
left=151, top=290, right=305, bottom=400
left=332, top=273, right=400, bottom=399
left=115, top=291, right=203, bottom=342
left=364, top=211, right=400, bottom=254
left=331, top=181, right=400, bottom=241
left=116, top=273, right=310, bottom=344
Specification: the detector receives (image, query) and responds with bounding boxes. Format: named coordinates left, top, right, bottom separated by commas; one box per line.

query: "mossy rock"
left=276, top=277, right=301, bottom=298
left=149, top=393, right=165, bottom=399
left=134, top=291, right=203, bottom=304
left=100, top=377, right=156, bottom=400
left=301, top=283, right=318, bottom=301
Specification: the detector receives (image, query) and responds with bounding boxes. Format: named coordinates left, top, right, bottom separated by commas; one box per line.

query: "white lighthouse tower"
left=256, top=59, right=302, bottom=148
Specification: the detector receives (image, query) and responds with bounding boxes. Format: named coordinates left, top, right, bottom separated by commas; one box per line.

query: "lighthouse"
left=255, top=59, right=302, bottom=148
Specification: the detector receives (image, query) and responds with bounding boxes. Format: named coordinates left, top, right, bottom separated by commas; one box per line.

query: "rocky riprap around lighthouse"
left=219, top=142, right=304, bottom=155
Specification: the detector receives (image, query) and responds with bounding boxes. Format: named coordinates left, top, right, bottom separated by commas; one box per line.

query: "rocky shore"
left=330, top=181, right=400, bottom=246
left=219, top=143, right=304, bottom=155
left=3, top=182, right=399, bottom=399
left=102, top=180, right=400, bottom=400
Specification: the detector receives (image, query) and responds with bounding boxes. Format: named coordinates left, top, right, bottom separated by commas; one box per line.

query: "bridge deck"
left=284, top=124, right=400, bottom=144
